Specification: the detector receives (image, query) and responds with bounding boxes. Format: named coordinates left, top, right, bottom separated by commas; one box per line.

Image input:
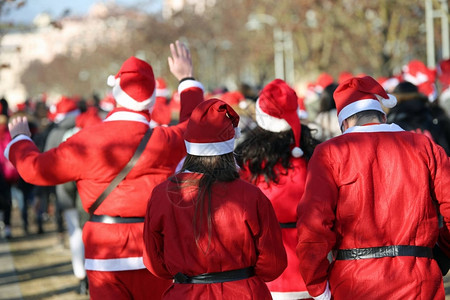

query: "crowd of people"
left=0, top=39, right=449, bottom=300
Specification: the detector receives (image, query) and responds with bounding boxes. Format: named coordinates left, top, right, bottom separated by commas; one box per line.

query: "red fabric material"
left=0, top=125, right=18, bottom=184
left=87, top=269, right=171, bottom=300
left=143, top=173, right=287, bottom=299
left=184, top=99, right=239, bottom=144
left=296, top=130, right=450, bottom=299
left=220, top=91, right=245, bottom=106
left=241, top=159, right=310, bottom=297
left=7, top=84, right=203, bottom=265
left=151, top=97, right=172, bottom=126
left=333, top=76, right=388, bottom=116
left=259, top=79, right=302, bottom=150
left=75, top=107, right=102, bottom=128
left=338, top=71, right=353, bottom=84
left=114, top=56, right=156, bottom=102
left=316, top=73, right=334, bottom=90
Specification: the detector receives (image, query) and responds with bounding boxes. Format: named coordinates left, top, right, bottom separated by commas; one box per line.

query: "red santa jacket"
left=5, top=79, right=204, bottom=272
left=296, top=123, right=450, bottom=299
left=143, top=173, right=287, bottom=299
left=240, top=158, right=311, bottom=299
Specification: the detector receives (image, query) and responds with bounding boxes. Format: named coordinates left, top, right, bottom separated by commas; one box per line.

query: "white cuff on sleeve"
left=4, top=135, right=33, bottom=161
left=178, top=79, right=204, bottom=94
left=313, top=282, right=331, bottom=300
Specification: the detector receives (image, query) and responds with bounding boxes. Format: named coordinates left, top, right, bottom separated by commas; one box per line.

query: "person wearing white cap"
left=235, top=78, right=319, bottom=300
left=143, top=98, right=287, bottom=299
left=5, top=40, right=204, bottom=300
left=296, top=75, right=450, bottom=300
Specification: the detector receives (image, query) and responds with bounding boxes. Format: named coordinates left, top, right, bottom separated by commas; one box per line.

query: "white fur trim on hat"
left=255, top=99, right=291, bottom=132
left=337, top=98, right=385, bottom=127
left=112, top=78, right=156, bottom=111
left=185, top=138, right=235, bottom=156
left=403, top=72, right=428, bottom=86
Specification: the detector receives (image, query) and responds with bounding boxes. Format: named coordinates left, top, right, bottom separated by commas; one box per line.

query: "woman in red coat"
left=143, top=98, right=287, bottom=299
left=235, top=79, right=319, bottom=300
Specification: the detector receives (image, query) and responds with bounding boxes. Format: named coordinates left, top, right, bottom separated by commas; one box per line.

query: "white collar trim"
left=103, top=111, right=149, bottom=125
left=343, top=123, right=404, bottom=134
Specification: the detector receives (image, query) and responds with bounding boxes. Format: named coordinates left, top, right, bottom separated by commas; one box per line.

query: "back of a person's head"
left=183, top=98, right=240, bottom=182
left=392, top=81, right=428, bottom=103
left=393, top=81, right=418, bottom=94
left=182, top=153, right=239, bottom=182
left=319, top=83, right=339, bottom=113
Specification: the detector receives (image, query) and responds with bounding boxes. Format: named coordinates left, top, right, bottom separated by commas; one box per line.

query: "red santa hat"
left=99, top=94, right=116, bottom=112
left=184, top=98, right=240, bottom=156
left=297, top=96, right=308, bottom=120
left=377, top=76, right=400, bottom=92
left=338, top=71, right=353, bottom=84
left=315, top=72, right=334, bottom=93
left=402, top=60, right=431, bottom=86
left=402, top=60, right=437, bottom=101
left=255, top=79, right=304, bottom=158
left=155, top=77, right=170, bottom=98
left=49, top=96, right=80, bottom=123
left=220, top=91, right=245, bottom=106
left=107, top=56, right=156, bottom=112
left=333, top=76, right=397, bottom=127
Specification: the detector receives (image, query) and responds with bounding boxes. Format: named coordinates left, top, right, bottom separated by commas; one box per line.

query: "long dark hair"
left=235, top=124, right=319, bottom=185
left=170, top=153, right=239, bottom=252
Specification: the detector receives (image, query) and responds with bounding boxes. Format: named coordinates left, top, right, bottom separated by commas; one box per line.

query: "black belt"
left=89, top=214, right=145, bottom=224
left=174, top=267, right=254, bottom=284
left=279, top=222, right=296, bottom=228
left=336, top=245, right=433, bottom=260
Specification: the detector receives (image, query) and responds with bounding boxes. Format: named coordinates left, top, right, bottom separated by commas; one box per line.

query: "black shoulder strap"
left=88, top=128, right=153, bottom=215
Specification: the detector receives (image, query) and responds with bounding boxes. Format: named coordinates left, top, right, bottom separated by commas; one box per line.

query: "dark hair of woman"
left=169, top=153, right=239, bottom=252
left=318, top=83, right=338, bottom=113
left=235, top=124, right=319, bottom=186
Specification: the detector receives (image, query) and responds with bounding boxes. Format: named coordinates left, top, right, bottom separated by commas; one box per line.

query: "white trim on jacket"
left=343, top=123, right=404, bottom=134
left=4, top=135, right=33, bottom=161
left=85, top=256, right=145, bottom=272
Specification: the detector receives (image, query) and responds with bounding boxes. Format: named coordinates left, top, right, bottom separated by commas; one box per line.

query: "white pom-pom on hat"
left=378, top=94, right=397, bottom=108
left=107, top=75, right=116, bottom=87
left=291, top=147, right=304, bottom=158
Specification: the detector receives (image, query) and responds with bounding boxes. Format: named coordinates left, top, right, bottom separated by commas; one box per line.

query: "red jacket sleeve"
left=178, top=80, right=204, bottom=123
left=433, top=144, right=450, bottom=256
left=252, top=190, right=288, bottom=281
left=143, top=183, right=173, bottom=279
left=296, top=143, right=337, bottom=297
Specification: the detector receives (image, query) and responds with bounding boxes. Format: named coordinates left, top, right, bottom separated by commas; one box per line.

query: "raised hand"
left=168, top=40, right=193, bottom=81
left=8, top=116, right=31, bottom=139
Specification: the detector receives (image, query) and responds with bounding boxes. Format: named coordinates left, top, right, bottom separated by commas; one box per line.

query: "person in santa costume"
left=4, top=40, right=204, bottom=300
left=143, top=98, right=287, bottom=299
left=235, top=79, right=318, bottom=300
left=296, top=75, right=450, bottom=300
left=149, top=77, right=172, bottom=128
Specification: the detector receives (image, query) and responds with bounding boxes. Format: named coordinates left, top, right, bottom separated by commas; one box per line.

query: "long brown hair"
left=171, top=153, right=239, bottom=252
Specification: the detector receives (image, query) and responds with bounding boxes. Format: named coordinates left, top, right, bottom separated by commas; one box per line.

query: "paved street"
left=1, top=205, right=450, bottom=300
left=0, top=205, right=88, bottom=300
